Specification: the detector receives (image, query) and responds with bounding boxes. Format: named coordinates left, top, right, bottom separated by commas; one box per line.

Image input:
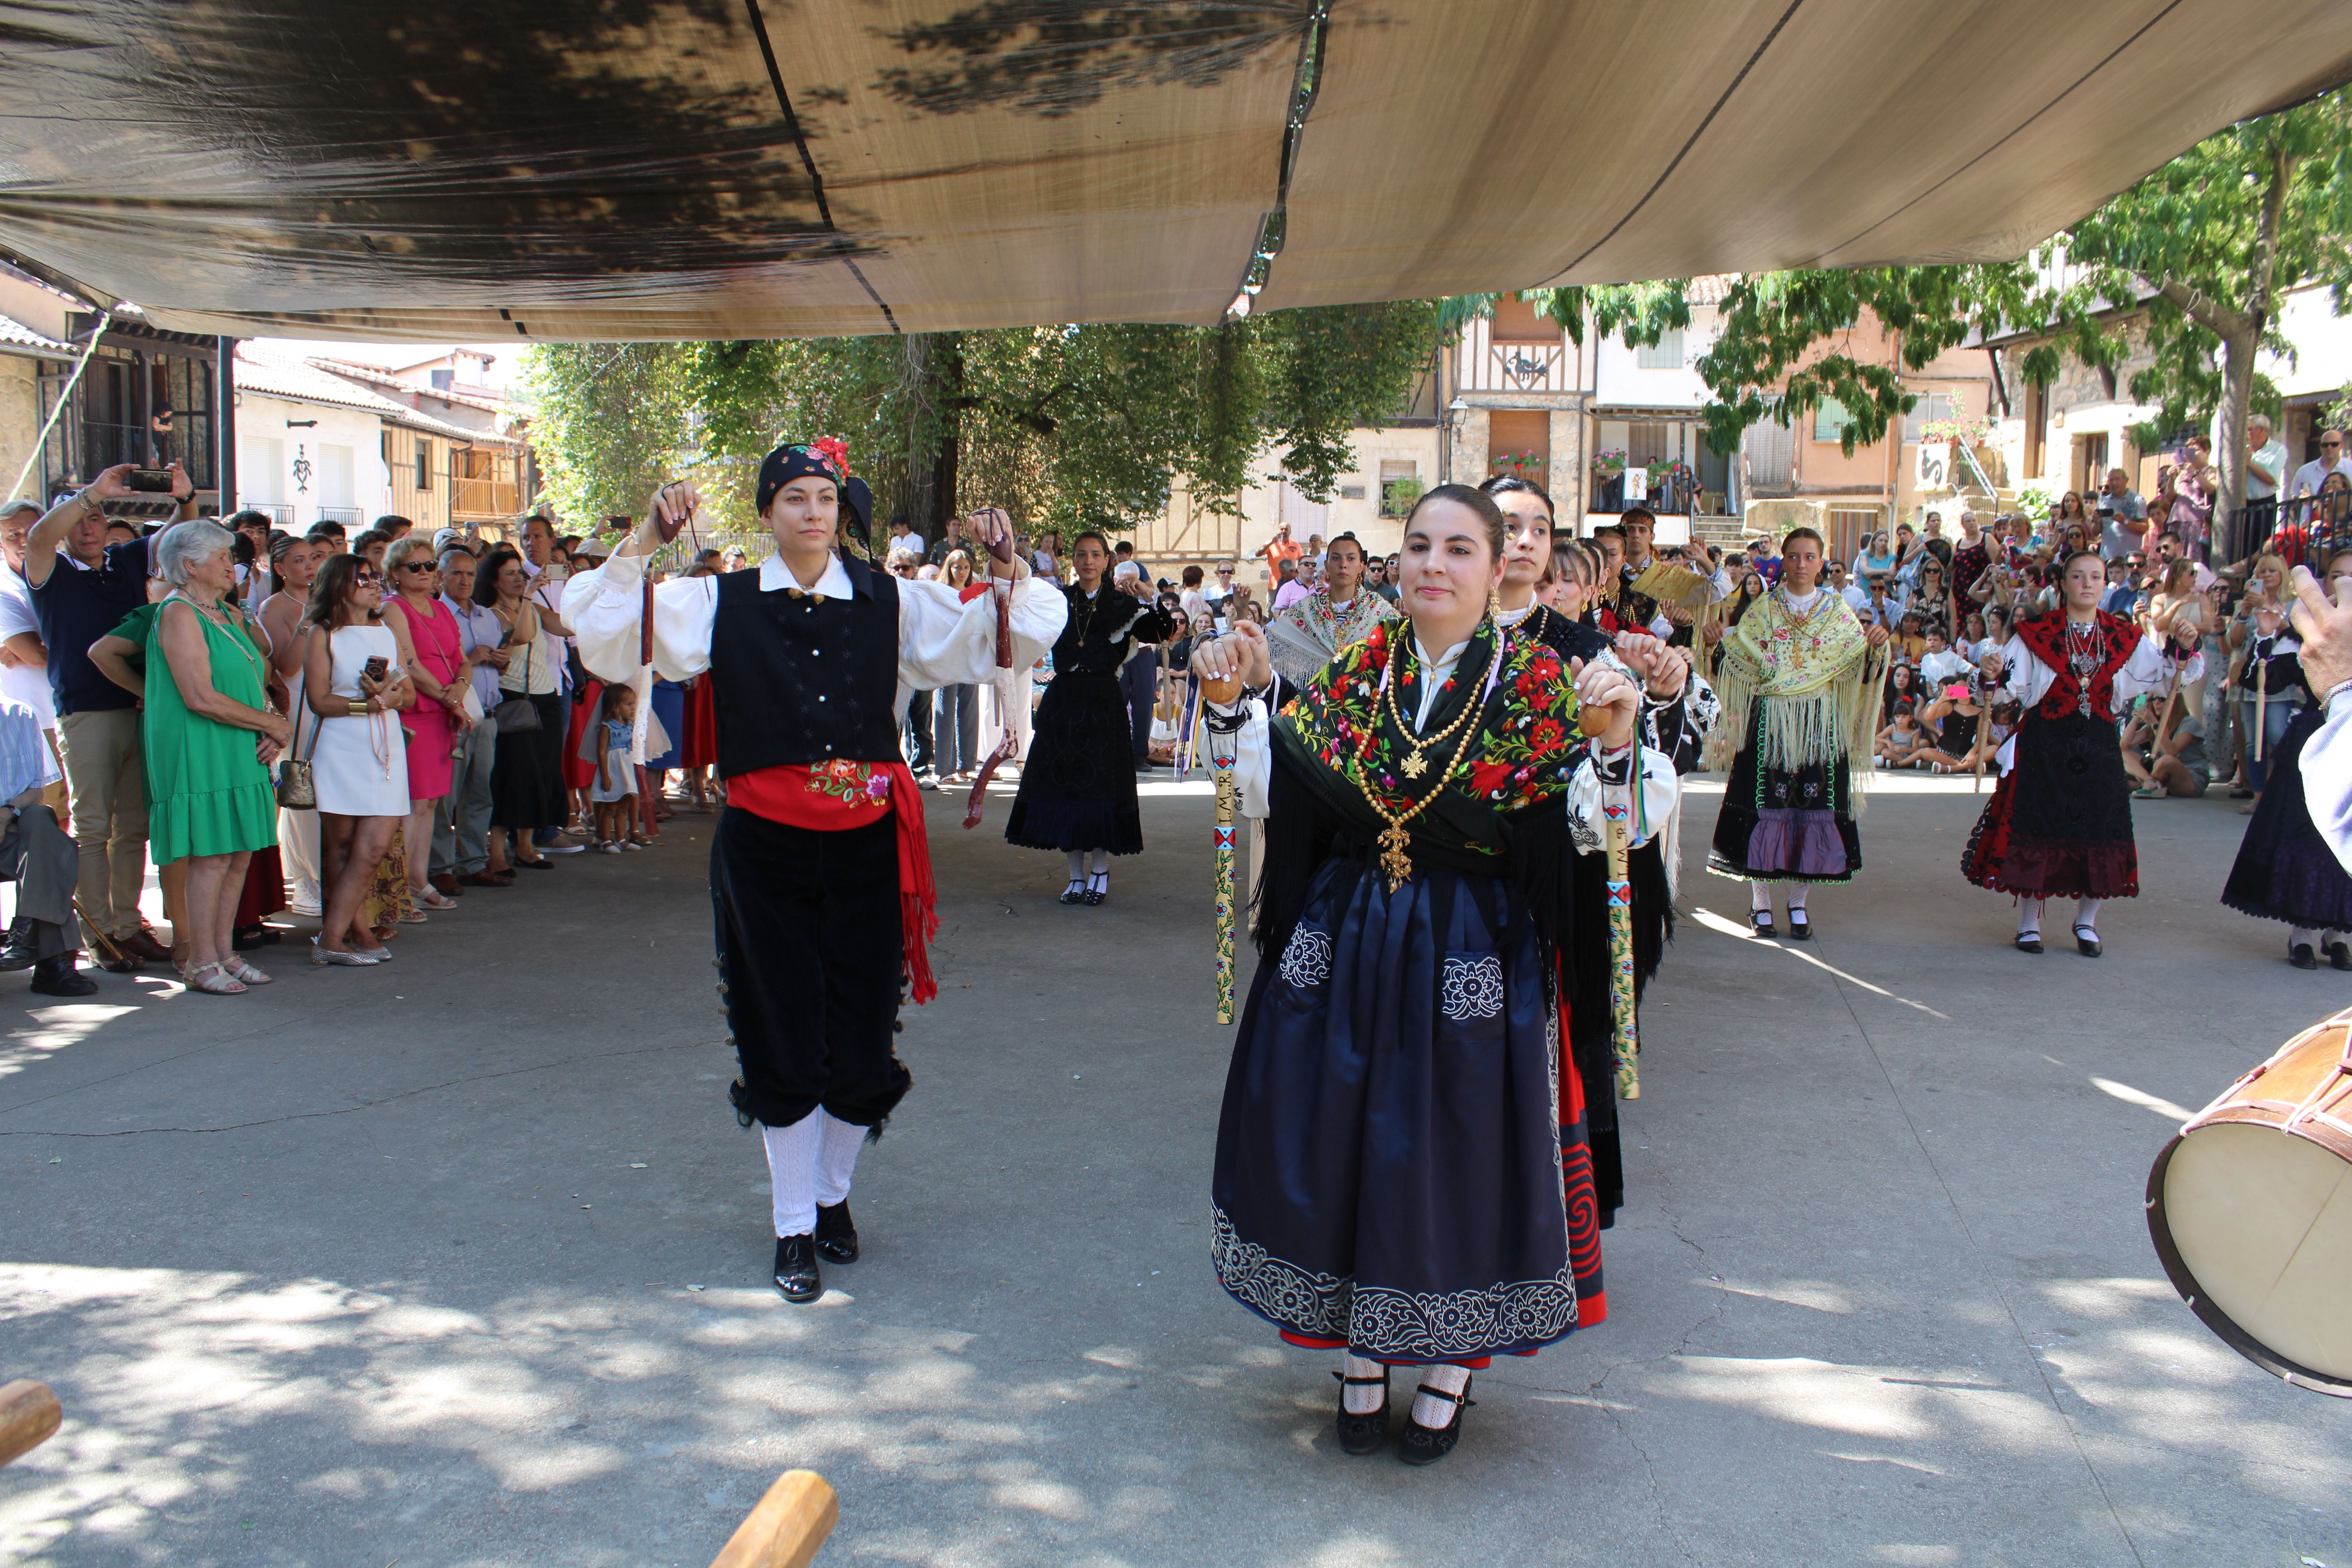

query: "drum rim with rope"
left=2144, top=1004, right=2352, bottom=1398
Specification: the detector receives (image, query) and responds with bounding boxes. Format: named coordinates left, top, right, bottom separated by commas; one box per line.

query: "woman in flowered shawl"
left=1190, top=485, right=1676, bottom=1468
left=1703, top=526, right=1890, bottom=939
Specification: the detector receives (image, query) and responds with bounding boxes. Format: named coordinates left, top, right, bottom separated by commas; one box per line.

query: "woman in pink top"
left=382, top=536, right=472, bottom=909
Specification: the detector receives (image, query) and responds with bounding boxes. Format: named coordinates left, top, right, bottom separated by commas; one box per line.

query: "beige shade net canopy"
left=0, top=0, right=2345, bottom=343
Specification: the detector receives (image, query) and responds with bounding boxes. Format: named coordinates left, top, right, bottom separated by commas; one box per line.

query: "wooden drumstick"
left=706, top=1469, right=837, bottom=1568
left=0, top=1379, right=62, bottom=1469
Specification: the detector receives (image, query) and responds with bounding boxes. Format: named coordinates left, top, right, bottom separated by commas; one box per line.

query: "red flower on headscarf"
left=811, top=436, right=851, bottom=480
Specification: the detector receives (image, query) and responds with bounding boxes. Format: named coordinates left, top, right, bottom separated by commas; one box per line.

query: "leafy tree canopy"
left=524, top=301, right=1437, bottom=543
left=1447, top=89, right=2352, bottom=517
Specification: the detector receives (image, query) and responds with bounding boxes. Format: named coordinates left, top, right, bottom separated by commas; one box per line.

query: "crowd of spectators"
left=0, top=465, right=737, bottom=996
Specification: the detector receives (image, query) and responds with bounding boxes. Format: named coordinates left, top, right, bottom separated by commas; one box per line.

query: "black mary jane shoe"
left=1058, top=878, right=1086, bottom=906
left=232, top=923, right=269, bottom=951
left=1749, top=910, right=1776, bottom=939
left=1396, top=1376, right=1474, bottom=1466
left=1082, top=871, right=1107, bottom=907
left=2014, top=931, right=2043, bottom=955
left=814, top=1200, right=859, bottom=1264
left=1785, top=911, right=1813, bottom=942
left=2073, top=923, right=2102, bottom=959
left=773, top=1233, right=822, bottom=1303
left=1333, top=1368, right=1391, bottom=1456
left=2290, top=942, right=2320, bottom=971
left=2330, top=940, right=2352, bottom=973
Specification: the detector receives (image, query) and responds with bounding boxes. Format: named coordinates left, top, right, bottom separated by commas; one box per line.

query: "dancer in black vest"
left=1005, top=530, right=1175, bottom=904
left=566, top=442, right=1064, bottom=1301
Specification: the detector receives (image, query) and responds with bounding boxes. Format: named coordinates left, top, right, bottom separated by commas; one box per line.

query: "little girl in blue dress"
left=588, top=684, right=640, bottom=852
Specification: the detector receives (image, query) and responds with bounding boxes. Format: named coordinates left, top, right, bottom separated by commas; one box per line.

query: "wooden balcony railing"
left=1453, top=318, right=1573, bottom=395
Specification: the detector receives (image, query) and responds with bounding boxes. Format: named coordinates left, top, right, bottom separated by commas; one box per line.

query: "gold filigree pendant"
left=1376, top=822, right=1414, bottom=893
left=1399, top=753, right=1426, bottom=779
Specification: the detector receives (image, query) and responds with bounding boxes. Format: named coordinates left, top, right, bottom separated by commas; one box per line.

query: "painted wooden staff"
left=705, top=1469, right=837, bottom=1568
left=1201, top=671, right=1243, bottom=1022
left=0, top=1379, right=61, bottom=1469
left=1572, top=701, right=1642, bottom=1099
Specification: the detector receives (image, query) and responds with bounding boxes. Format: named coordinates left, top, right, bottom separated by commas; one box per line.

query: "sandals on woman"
left=223, top=957, right=272, bottom=985
left=185, top=961, right=247, bottom=995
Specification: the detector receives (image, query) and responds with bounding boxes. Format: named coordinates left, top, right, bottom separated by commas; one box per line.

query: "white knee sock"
left=764, top=1109, right=865, bottom=1238
left=1065, top=851, right=1085, bottom=883
left=1749, top=881, right=1773, bottom=914
left=1412, top=1362, right=1471, bottom=1427
left=763, top=1115, right=822, bottom=1238
left=814, top=1111, right=864, bottom=1208
left=1088, top=848, right=1109, bottom=875
left=1340, top=1351, right=1387, bottom=1415
left=1786, top=887, right=1808, bottom=916
left=2074, top=897, right=2102, bottom=933
left=2292, top=926, right=2318, bottom=949
left=2017, top=896, right=2043, bottom=938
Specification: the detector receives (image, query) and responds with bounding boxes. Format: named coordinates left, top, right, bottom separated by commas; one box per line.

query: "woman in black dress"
left=1004, top=530, right=1174, bottom=904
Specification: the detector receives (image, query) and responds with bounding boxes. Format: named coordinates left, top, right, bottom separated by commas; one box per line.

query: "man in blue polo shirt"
left=24, top=463, right=182, bottom=970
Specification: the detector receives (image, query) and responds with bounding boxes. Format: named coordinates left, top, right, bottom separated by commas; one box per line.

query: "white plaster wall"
left=233, top=394, right=390, bottom=523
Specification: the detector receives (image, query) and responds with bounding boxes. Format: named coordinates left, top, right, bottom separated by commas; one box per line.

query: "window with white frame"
left=1634, top=329, right=1685, bottom=370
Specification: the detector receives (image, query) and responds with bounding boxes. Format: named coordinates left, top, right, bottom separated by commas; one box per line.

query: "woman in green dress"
left=145, top=523, right=290, bottom=994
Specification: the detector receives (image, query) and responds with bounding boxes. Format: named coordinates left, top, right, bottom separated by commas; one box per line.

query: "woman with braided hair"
left=1964, top=549, right=2201, bottom=955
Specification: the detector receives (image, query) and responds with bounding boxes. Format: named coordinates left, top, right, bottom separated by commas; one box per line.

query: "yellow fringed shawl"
left=1704, top=586, right=1887, bottom=804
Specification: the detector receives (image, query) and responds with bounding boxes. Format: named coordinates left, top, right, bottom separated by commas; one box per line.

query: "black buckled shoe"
left=2015, top=931, right=2043, bottom=955
left=2073, top=923, right=2102, bottom=959
left=773, top=1233, right=821, bottom=1303
left=1397, top=1376, right=1474, bottom=1466
left=1750, top=909, right=1776, bottom=938
left=1786, top=911, right=1812, bottom=942
left=2331, top=939, right=2352, bottom=972
left=0, top=916, right=37, bottom=972
left=1058, top=878, right=1086, bottom=905
left=814, top=1200, right=859, bottom=1264
left=2290, top=941, right=2320, bottom=971
left=1333, top=1368, right=1391, bottom=1455
left=29, top=954, right=96, bottom=996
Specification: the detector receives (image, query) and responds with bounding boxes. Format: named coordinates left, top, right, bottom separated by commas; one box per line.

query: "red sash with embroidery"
left=726, top=759, right=941, bottom=1004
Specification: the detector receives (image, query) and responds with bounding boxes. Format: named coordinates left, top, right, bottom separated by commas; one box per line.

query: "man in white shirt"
left=2095, top=469, right=2148, bottom=561
left=519, top=514, right=585, bottom=851
left=2289, top=429, right=2352, bottom=499
left=1827, top=560, right=1873, bottom=619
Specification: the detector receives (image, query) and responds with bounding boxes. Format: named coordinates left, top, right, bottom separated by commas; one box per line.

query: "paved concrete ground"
left=3, top=774, right=2350, bottom=1568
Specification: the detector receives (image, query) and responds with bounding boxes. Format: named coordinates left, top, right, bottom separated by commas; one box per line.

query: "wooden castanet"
left=1198, top=673, right=1241, bottom=706
left=0, top=1379, right=62, bottom=1468
left=706, top=1470, right=838, bottom=1568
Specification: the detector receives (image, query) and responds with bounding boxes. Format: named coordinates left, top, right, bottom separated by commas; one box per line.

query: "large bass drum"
left=2146, top=1006, right=2352, bottom=1395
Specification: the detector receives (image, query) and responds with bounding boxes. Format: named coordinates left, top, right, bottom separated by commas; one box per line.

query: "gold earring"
left=1487, top=586, right=1503, bottom=619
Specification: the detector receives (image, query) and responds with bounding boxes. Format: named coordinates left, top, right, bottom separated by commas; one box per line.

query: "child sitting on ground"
left=1875, top=698, right=1927, bottom=768
left=589, top=684, right=642, bottom=851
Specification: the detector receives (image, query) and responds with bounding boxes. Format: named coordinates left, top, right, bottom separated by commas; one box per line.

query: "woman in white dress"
left=302, top=553, right=413, bottom=965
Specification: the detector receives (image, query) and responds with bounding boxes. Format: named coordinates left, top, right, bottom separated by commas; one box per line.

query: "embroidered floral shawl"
left=1266, top=589, right=1400, bottom=689
left=1704, top=586, right=1885, bottom=788
left=1274, top=620, right=1584, bottom=859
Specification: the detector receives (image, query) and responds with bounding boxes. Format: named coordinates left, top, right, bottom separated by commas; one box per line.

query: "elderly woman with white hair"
left=143, top=521, right=291, bottom=994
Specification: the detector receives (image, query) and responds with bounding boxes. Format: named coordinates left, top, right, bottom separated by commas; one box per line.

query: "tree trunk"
left=899, top=332, right=965, bottom=543
left=2215, top=141, right=2294, bottom=553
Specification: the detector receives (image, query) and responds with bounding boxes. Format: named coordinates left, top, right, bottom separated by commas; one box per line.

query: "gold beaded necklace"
left=1352, top=629, right=1503, bottom=891
left=1380, top=632, right=1485, bottom=779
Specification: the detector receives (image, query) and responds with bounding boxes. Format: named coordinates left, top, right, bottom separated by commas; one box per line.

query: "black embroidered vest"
left=709, top=561, right=901, bottom=777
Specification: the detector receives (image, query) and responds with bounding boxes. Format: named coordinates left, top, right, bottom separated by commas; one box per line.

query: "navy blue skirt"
left=1210, top=856, right=1577, bottom=1365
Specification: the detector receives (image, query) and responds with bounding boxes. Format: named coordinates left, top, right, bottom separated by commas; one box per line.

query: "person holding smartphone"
left=302, top=553, right=414, bottom=965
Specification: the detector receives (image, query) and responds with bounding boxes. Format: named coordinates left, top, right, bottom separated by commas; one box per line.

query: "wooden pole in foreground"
left=0, top=1380, right=62, bottom=1469
left=706, top=1470, right=837, bottom=1568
